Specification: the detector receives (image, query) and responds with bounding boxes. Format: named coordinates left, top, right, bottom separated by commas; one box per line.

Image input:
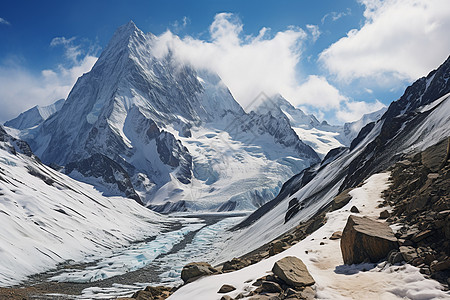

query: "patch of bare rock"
left=382, top=138, right=450, bottom=286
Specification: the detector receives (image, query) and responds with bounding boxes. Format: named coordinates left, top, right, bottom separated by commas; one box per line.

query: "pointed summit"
left=101, top=20, right=145, bottom=55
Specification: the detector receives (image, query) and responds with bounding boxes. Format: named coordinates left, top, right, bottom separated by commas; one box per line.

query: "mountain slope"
left=0, top=126, right=168, bottom=286
left=218, top=54, right=450, bottom=261
left=20, top=21, right=320, bottom=212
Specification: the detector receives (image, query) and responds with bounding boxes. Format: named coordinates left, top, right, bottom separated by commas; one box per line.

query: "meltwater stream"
left=48, top=213, right=246, bottom=299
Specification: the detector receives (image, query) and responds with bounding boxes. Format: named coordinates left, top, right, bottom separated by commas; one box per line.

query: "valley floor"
left=0, top=213, right=246, bottom=299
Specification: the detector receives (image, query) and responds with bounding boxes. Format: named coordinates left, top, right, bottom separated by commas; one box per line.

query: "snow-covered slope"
left=4, top=98, right=64, bottom=130
left=0, top=126, right=168, bottom=286
left=20, top=21, right=320, bottom=212
left=221, top=54, right=450, bottom=261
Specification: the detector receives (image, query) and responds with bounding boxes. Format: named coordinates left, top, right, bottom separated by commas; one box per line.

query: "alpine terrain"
left=1, top=20, right=449, bottom=300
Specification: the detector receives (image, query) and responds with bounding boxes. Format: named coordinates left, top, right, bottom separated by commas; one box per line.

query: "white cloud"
left=150, top=13, right=384, bottom=123
left=293, top=75, right=346, bottom=108
left=306, top=24, right=321, bottom=42
left=336, top=99, right=385, bottom=123
left=321, top=8, right=351, bottom=24
left=0, top=38, right=97, bottom=122
left=152, top=13, right=308, bottom=110
left=291, top=75, right=384, bottom=123
left=320, top=0, right=450, bottom=83
left=0, top=17, right=10, bottom=25
left=171, top=16, right=190, bottom=33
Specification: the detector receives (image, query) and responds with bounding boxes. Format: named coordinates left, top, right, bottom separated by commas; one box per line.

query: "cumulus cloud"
left=293, top=75, right=346, bottom=108
left=0, top=38, right=97, bottom=122
left=151, top=13, right=308, bottom=110
left=336, top=99, right=385, bottom=123
left=292, top=75, right=385, bottom=123
left=148, top=13, right=385, bottom=123
left=320, top=0, right=450, bottom=83
left=0, top=17, right=10, bottom=25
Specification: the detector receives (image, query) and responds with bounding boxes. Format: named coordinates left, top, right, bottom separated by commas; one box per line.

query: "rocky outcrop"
left=222, top=258, right=251, bottom=272
left=382, top=138, right=450, bottom=285
left=180, top=262, right=220, bottom=284
left=340, top=215, right=398, bottom=264
left=65, top=153, right=142, bottom=204
left=271, top=256, right=315, bottom=288
left=118, top=286, right=172, bottom=300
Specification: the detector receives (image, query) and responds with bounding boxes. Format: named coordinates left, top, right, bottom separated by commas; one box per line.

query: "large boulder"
left=181, top=262, right=219, bottom=283
left=331, top=189, right=353, bottom=210
left=271, top=256, right=315, bottom=288
left=341, top=215, right=398, bottom=264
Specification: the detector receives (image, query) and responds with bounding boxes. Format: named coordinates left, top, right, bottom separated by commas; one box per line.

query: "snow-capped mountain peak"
left=4, top=98, right=64, bottom=130
left=18, top=22, right=320, bottom=212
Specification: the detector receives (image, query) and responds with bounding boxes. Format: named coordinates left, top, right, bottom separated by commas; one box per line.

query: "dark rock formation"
left=65, top=153, right=142, bottom=204
left=180, top=262, right=220, bottom=284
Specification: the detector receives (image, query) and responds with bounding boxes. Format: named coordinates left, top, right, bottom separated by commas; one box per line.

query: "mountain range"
left=0, top=21, right=449, bottom=298
left=4, top=21, right=383, bottom=213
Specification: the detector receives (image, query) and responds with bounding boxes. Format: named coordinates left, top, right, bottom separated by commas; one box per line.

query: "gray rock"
left=388, top=250, right=404, bottom=264
left=181, top=262, right=219, bottom=283
left=272, top=256, right=315, bottom=288
left=379, top=210, right=390, bottom=219
left=249, top=294, right=281, bottom=300
left=341, top=215, right=398, bottom=264
left=299, top=286, right=316, bottom=300
left=350, top=206, right=360, bottom=213
left=218, top=284, right=236, bottom=293
left=261, top=281, right=282, bottom=293
left=331, top=189, right=353, bottom=210
left=399, top=246, right=418, bottom=262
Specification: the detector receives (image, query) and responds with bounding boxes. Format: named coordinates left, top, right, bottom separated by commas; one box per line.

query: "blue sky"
left=1, top=0, right=449, bottom=124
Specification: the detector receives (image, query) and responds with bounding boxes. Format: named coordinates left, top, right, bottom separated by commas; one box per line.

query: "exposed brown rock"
left=350, top=206, right=360, bottom=213
left=399, top=246, right=418, bottom=262
left=181, top=262, right=219, bottom=283
left=223, top=258, right=251, bottom=272
left=249, top=294, right=281, bottom=300
left=331, top=189, right=353, bottom=210
left=379, top=210, right=390, bottom=219
left=269, top=240, right=288, bottom=256
left=272, top=256, right=315, bottom=288
left=330, top=231, right=342, bottom=240
left=341, top=215, right=398, bottom=264
left=261, top=281, right=282, bottom=293
left=218, top=284, right=236, bottom=293
left=431, top=259, right=450, bottom=272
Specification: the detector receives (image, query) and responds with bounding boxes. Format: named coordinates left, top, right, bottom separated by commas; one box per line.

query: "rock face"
left=180, top=262, right=219, bottom=283
left=271, top=256, right=315, bottom=288
left=65, top=153, right=142, bottom=204
left=341, top=215, right=398, bottom=264
left=382, top=140, right=450, bottom=285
